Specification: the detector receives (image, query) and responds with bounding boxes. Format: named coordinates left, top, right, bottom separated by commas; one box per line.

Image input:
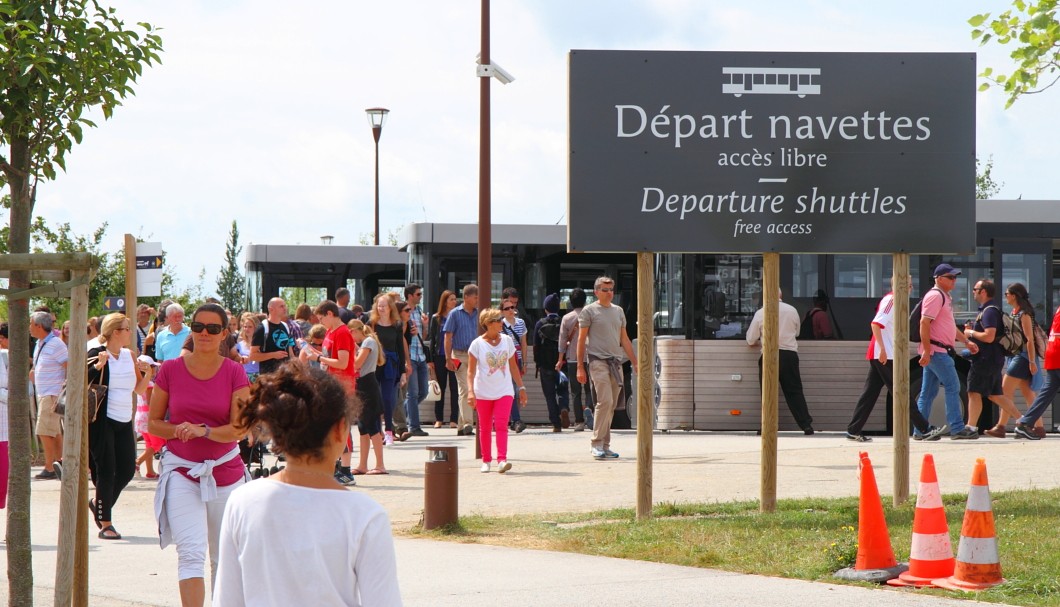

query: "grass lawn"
left=406, top=488, right=1060, bottom=606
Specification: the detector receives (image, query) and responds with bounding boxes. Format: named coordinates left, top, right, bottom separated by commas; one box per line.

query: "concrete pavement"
left=4, top=426, right=1050, bottom=605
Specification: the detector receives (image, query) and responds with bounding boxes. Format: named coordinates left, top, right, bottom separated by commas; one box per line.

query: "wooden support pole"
left=635, top=252, right=655, bottom=520
left=55, top=269, right=90, bottom=607
left=760, top=253, right=779, bottom=513
left=892, top=253, right=911, bottom=506
left=125, top=234, right=138, bottom=355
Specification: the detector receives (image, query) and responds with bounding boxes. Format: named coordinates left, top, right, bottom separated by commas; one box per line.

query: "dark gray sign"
left=568, top=51, right=976, bottom=254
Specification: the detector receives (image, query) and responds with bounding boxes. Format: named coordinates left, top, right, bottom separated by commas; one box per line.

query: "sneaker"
left=513, top=421, right=527, bottom=434
left=583, top=407, right=594, bottom=430
left=1014, top=423, right=1041, bottom=440
left=34, top=469, right=57, bottom=480
left=923, top=425, right=948, bottom=442
left=603, top=449, right=620, bottom=459
left=560, top=409, right=570, bottom=429
left=410, top=428, right=429, bottom=437
left=334, top=470, right=357, bottom=486
left=383, top=431, right=394, bottom=446
left=950, top=426, right=979, bottom=440
left=845, top=433, right=872, bottom=442
left=591, top=447, right=607, bottom=459
left=983, top=425, right=1006, bottom=439
left=52, top=461, right=63, bottom=481
left=480, top=462, right=491, bottom=473
left=459, top=424, right=474, bottom=436
left=573, top=422, right=586, bottom=432
left=497, top=460, right=512, bottom=474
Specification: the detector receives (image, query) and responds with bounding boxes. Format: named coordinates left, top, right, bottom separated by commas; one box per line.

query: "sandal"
left=88, top=499, right=102, bottom=530
left=98, top=525, right=122, bottom=540
left=144, top=472, right=159, bottom=479
left=367, top=468, right=389, bottom=475
left=350, top=469, right=368, bottom=476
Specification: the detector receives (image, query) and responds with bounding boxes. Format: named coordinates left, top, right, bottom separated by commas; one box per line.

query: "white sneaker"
left=497, top=460, right=512, bottom=474
left=383, top=431, right=394, bottom=446
left=480, top=462, right=490, bottom=473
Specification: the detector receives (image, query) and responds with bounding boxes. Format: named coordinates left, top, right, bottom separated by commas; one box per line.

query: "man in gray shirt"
left=576, top=276, right=638, bottom=459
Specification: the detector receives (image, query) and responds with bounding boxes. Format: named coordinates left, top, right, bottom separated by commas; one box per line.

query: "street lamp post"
left=365, top=107, right=389, bottom=246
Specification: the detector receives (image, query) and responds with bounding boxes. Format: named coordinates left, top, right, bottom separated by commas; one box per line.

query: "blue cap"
left=933, top=263, right=961, bottom=278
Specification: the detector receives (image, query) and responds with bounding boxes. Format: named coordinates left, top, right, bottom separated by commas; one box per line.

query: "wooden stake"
left=55, top=269, right=90, bottom=607
left=760, top=253, right=779, bottom=513
left=636, top=252, right=654, bottom=520
left=892, top=253, right=910, bottom=506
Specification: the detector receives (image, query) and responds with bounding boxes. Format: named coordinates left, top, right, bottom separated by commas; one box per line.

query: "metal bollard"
left=423, top=445, right=458, bottom=530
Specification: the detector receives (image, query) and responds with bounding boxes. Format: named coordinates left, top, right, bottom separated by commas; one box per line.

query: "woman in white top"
left=213, top=361, right=401, bottom=607
left=88, top=313, right=154, bottom=539
left=467, top=308, right=528, bottom=473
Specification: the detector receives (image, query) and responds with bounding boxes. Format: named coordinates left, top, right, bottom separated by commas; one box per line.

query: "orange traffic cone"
left=888, top=454, right=955, bottom=587
left=834, top=452, right=907, bottom=582
left=933, top=458, right=1005, bottom=591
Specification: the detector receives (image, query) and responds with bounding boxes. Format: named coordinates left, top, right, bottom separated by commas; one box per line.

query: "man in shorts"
left=30, top=311, right=67, bottom=480
left=962, top=279, right=1023, bottom=435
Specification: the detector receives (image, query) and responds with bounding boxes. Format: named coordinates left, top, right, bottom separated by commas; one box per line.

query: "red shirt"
left=1045, top=306, right=1060, bottom=371
left=323, top=324, right=358, bottom=390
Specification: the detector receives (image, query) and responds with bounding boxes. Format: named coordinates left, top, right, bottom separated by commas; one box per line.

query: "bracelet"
left=201, top=425, right=211, bottom=439
left=517, top=386, right=526, bottom=392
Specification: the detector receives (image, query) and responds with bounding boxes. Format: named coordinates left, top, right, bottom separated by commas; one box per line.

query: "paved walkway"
left=4, top=427, right=1050, bottom=605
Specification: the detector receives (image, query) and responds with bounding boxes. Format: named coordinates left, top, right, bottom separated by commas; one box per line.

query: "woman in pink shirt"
left=150, top=303, right=250, bottom=607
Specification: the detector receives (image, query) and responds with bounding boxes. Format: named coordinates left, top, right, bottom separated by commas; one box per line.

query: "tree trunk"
left=6, top=136, right=35, bottom=606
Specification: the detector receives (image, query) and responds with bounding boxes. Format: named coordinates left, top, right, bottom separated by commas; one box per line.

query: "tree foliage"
left=976, top=156, right=1004, bottom=199
left=216, top=220, right=246, bottom=313
left=1, top=4, right=162, bottom=602
left=971, top=1, right=1060, bottom=107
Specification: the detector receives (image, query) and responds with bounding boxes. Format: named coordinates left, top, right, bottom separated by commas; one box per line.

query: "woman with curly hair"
left=213, top=361, right=400, bottom=606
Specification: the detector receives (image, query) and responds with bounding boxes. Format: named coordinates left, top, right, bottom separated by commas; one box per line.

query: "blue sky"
left=31, top=0, right=1056, bottom=291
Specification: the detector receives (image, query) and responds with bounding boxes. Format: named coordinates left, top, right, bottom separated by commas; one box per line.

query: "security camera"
left=475, top=54, right=515, bottom=84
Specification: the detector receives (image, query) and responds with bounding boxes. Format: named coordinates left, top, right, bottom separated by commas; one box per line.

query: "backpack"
left=1011, top=311, right=1047, bottom=358
left=534, top=315, right=562, bottom=370
left=983, top=305, right=1024, bottom=356
left=909, top=287, right=943, bottom=343
left=798, top=308, right=822, bottom=340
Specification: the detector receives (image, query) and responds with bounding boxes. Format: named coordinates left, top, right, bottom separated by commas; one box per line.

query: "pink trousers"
left=475, top=396, right=513, bottom=463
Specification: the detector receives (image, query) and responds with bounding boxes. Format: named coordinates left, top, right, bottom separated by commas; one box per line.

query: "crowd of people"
left=6, top=267, right=1056, bottom=604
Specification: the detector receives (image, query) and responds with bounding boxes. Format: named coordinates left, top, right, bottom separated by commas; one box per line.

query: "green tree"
left=0, top=3, right=162, bottom=602
left=976, top=156, right=1004, bottom=199
left=971, top=1, right=1060, bottom=107
left=216, top=220, right=245, bottom=313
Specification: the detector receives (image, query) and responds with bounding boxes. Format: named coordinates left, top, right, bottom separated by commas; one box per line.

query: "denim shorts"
left=1005, top=354, right=1034, bottom=381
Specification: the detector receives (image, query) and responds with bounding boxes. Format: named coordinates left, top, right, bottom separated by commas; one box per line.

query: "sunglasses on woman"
left=189, top=322, right=225, bottom=335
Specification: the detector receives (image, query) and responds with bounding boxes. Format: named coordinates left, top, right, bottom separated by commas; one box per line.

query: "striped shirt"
left=442, top=306, right=479, bottom=352
left=408, top=306, right=426, bottom=362
left=33, top=334, right=69, bottom=396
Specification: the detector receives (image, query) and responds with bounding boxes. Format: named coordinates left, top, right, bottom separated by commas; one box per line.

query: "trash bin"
left=423, top=445, right=458, bottom=530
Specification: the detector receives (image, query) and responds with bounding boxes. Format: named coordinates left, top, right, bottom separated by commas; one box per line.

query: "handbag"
left=87, top=383, right=108, bottom=424
left=53, top=383, right=67, bottom=415
left=425, top=379, right=442, bottom=402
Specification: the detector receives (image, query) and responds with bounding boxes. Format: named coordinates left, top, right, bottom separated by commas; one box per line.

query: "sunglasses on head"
left=189, top=322, right=224, bottom=335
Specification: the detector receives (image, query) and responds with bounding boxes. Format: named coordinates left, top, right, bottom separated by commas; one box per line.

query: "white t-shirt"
left=105, top=349, right=136, bottom=423
left=870, top=292, right=897, bottom=360
left=467, top=334, right=516, bottom=400
left=213, top=479, right=401, bottom=607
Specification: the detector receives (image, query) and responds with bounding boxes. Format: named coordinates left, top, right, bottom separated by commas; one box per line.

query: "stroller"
left=241, top=428, right=284, bottom=479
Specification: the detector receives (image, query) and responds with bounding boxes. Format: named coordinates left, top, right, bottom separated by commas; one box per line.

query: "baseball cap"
left=933, top=263, right=961, bottom=278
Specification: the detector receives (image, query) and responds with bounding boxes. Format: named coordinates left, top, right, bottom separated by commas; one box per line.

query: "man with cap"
left=534, top=293, right=570, bottom=432
left=916, top=263, right=977, bottom=439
